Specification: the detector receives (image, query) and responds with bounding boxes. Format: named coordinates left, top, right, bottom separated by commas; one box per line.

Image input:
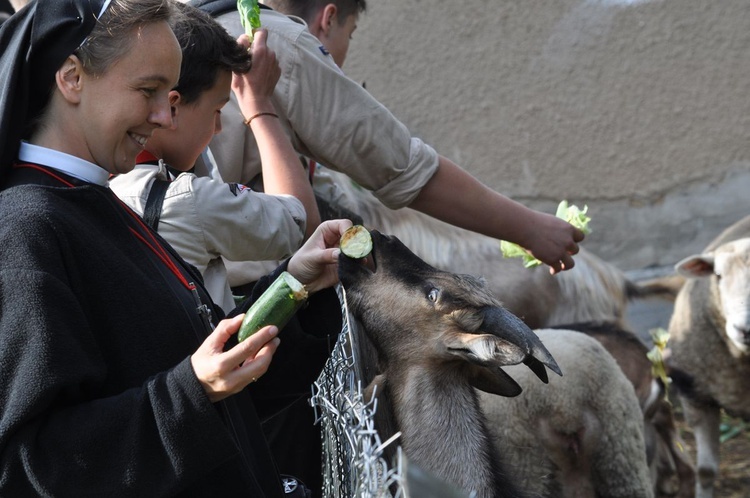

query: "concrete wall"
left=344, top=0, right=750, bottom=271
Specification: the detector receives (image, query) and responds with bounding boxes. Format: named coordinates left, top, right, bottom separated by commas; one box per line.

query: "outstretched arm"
left=409, top=155, right=585, bottom=274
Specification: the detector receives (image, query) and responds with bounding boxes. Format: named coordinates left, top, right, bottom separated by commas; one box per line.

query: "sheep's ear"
left=468, top=365, right=523, bottom=397
left=675, top=253, right=714, bottom=278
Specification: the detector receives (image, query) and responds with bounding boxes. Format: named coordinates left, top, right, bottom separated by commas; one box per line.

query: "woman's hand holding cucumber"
left=191, top=219, right=353, bottom=401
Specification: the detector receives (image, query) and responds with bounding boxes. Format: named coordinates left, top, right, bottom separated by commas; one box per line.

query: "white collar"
left=18, top=142, right=110, bottom=186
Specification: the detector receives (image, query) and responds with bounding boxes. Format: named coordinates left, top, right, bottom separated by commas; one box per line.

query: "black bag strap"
left=143, top=178, right=170, bottom=231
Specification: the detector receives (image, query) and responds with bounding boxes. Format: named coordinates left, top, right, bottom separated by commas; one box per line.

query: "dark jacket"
left=0, top=172, right=339, bottom=496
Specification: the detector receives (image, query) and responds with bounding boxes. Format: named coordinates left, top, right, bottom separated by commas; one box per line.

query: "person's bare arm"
left=409, top=155, right=584, bottom=274
left=233, top=30, right=320, bottom=239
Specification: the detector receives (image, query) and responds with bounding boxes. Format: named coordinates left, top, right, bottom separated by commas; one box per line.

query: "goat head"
left=338, top=229, right=562, bottom=397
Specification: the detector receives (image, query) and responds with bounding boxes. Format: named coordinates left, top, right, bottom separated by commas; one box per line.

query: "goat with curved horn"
left=338, top=229, right=562, bottom=498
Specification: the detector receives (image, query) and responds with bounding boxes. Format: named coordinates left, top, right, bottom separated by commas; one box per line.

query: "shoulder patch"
left=229, top=183, right=252, bottom=196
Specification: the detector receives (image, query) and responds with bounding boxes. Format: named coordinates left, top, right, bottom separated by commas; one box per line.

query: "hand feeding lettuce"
left=500, top=200, right=592, bottom=268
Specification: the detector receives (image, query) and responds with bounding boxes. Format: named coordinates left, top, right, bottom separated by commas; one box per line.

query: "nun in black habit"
left=0, top=1, right=345, bottom=495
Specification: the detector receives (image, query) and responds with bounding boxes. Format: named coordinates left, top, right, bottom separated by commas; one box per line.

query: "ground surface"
left=672, top=404, right=750, bottom=497
left=626, top=292, right=749, bottom=497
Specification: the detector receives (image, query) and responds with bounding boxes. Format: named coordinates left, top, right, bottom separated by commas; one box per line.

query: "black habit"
left=0, top=166, right=339, bottom=496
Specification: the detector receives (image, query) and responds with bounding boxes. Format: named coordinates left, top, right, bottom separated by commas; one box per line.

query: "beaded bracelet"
left=243, top=111, right=279, bottom=126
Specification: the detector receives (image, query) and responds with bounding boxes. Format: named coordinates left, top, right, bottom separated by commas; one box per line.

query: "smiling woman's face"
left=75, top=21, right=182, bottom=175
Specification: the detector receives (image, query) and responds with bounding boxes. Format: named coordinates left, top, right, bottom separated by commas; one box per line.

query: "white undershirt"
left=18, top=141, right=110, bottom=186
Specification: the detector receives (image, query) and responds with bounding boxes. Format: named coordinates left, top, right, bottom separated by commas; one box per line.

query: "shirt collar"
left=18, top=141, right=111, bottom=186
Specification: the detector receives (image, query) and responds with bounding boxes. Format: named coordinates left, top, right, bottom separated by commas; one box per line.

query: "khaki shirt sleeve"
left=211, top=9, right=439, bottom=209
left=159, top=174, right=306, bottom=275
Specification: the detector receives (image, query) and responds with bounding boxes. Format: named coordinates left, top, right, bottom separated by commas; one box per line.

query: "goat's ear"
left=468, top=365, right=523, bottom=397
left=364, top=374, right=386, bottom=404
left=444, top=333, right=529, bottom=367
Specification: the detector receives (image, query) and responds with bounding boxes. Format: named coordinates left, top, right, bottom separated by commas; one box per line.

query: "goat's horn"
left=481, top=307, right=562, bottom=380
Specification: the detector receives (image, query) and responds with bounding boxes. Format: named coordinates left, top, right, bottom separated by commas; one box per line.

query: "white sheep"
left=666, top=214, right=750, bottom=498
left=479, top=328, right=654, bottom=498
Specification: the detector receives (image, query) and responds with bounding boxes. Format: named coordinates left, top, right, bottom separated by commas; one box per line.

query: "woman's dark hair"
left=171, top=2, right=252, bottom=105
left=23, top=0, right=174, bottom=149
left=75, top=0, right=175, bottom=76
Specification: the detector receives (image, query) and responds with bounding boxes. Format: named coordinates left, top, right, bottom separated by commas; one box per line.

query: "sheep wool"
left=479, top=329, right=654, bottom=498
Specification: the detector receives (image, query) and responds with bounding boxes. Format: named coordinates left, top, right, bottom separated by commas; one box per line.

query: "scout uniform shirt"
left=110, top=152, right=306, bottom=313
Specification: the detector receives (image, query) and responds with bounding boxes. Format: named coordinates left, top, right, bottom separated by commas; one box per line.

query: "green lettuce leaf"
left=238, top=0, right=261, bottom=41
left=647, top=327, right=672, bottom=393
left=500, top=240, right=545, bottom=268
left=501, top=200, right=592, bottom=268
left=555, top=200, right=592, bottom=235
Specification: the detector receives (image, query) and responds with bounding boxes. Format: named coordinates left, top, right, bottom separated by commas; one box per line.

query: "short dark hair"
left=171, top=2, right=252, bottom=105
left=265, top=0, right=366, bottom=26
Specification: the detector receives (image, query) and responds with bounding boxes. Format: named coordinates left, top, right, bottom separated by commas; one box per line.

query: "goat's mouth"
left=360, top=245, right=378, bottom=273
left=338, top=230, right=381, bottom=282
left=339, top=242, right=377, bottom=275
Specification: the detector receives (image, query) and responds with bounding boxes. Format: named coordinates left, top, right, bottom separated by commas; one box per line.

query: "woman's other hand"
left=191, top=315, right=280, bottom=403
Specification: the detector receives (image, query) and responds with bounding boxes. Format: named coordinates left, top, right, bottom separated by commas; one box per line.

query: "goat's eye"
left=427, top=288, right=439, bottom=302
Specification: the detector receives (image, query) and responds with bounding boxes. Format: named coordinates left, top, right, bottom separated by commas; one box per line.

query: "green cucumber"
left=340, top=225, right=372, bottom=259
left=238, top=271, right=308, bottom=342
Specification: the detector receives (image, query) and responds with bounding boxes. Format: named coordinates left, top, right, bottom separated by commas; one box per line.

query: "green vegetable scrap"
left=719, top=416, right=747, bottom=444
left=499, top=240, right=540, bottom=268
left=339, top=225, right=373, bottom=259
left=555, top=200, right=592, bottom=235
left=500, top=200, right=592, bottom=268
left=647, top=327, right=672, bottom=396
left=238, top=0, right=261, bottom=42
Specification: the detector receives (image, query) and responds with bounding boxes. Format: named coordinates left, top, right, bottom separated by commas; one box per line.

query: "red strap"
left=14, top=163, right=75, bottom=187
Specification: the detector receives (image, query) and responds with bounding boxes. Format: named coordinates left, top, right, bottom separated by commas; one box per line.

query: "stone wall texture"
left=344, top=0, right=750, bottom=271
